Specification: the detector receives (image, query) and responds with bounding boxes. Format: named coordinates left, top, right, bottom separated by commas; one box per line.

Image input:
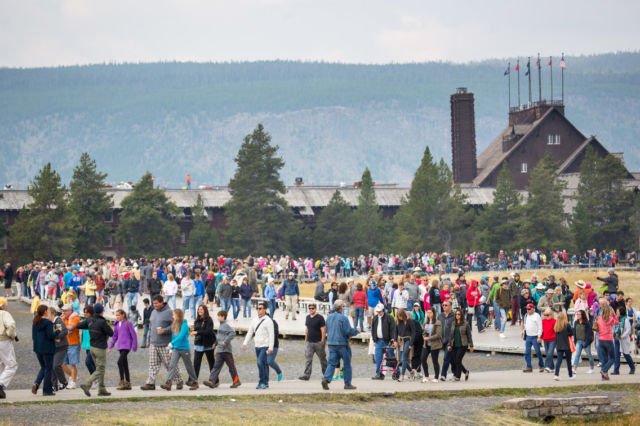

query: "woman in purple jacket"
left=108, top=309, right=138, bottom=390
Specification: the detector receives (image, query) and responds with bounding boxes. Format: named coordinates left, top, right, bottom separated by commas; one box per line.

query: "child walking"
left=203, top=310, right=241, bottom=388
left=108, top=309, right=137, bottom=390
left=162, top=309, right=199, bottom=390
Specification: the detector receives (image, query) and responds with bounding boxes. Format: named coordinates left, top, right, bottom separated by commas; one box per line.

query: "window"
left=521, top=163, right=528, bottom=173
left=103, top=212, right=113, bottom=223
left=104, top=235, right=113, bottom=248
left=547, top=134, right=561, bottom=145
left=180, top=232, right=187, bottom=244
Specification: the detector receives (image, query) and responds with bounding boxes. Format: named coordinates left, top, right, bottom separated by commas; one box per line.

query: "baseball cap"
left=526, top=303, right=535, bottom=310
left=374, top=303, right=384, bottom=313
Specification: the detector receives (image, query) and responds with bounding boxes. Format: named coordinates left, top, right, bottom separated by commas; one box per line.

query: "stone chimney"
left=451, top=88, right=477, bottom=184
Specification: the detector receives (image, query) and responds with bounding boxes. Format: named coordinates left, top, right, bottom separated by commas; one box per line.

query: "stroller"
left=379, top=346, right=400, bottom=380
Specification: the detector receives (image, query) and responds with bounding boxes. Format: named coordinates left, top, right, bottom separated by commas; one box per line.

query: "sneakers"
left=587, top=369, right=594, bottom=374
left=97, top=389, right=111, bottom=397
left=31, top=384, right=38, bottom=395
left=431, top=378, right=439, bottom=383
left=553, top=376, right=559, bottom=381
left=332, top=375, right=340, bottom=381
left=121, top=381, right=132, bottom=390
left=422, top=377, right=429, bottom=383
left=140, top=383, right=156, bottom=391
left=230, top=380, right=241, bottom=389
left=189, top=382, right=199, bottom=390
left=464, top=370, right=470, bottom=381
left=91, top=382, right=98, bottom=390
left=397, top=375, right=404, bottom=382
left=539, top=368, right=545, bottom=373
left=569, top=376, right=575, bottom=380
left=80, top=384, right=91, bottom=397
left=203, top=380, right=219, bottom=389
left=176, top=383, right=183, bottom=390
left=277, top=373, right=283, bottom=382
left=321, top=379, right=329, bottom=390
left=371, top=375, right=384, bottom=380
left=499, top=333, right=506, bottom=338
left=522, top=368, right=533, bottom=373
left=160, top=381, right=172, bottom=391
left=256, top=383, right=268, bottom=390
left=298, top=376, right=310, bottom=381
left=544, top=368, right=552, bottom=373
left=344, top=384, right=357, bottom=390
left=67, top=381, right=77, bottom=390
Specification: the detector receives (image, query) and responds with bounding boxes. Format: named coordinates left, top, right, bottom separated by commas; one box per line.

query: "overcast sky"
left=1, top=0, right=638, bottom=68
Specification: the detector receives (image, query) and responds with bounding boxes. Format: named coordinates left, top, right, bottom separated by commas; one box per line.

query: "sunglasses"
left=309, top=307, right=316, bottom=310
left=257, top=307, right=265, bottom=310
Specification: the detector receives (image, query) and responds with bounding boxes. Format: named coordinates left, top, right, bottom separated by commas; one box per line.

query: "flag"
left=548, top=56, right=552, bottom=67
left=536, top=56, right=541, bottom=68
left=560, top=54, right=566, bottom=69
left=515, top=62, right=519, bottom=72
left=504, top=64, right=510, bottom=75
left=525, top=59, right=530, bottom=76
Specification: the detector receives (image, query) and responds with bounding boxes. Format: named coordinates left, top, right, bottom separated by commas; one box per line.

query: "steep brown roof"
left=473, top=107, right=585, bottom=186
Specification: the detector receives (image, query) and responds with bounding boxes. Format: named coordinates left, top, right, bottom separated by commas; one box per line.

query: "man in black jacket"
left=74, top=303, right=113, bottom=397
left=371, top=303, right=397, bottom=380
left=438, top=301, right=455, bottom=381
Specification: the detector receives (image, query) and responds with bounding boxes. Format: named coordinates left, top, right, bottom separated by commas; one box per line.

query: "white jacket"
left=0, top=310, right=17, bottom=341
left=523, top=312, right=542, bottom=338
left=243, top=314, right=274, bottom=350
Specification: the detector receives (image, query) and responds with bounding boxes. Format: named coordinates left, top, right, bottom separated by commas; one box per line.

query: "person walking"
left=352, top=283, right=367, bottom=333
left=447, top=309, right=473, bottom=381
left=438, top=301, right=456, bottom=381
left=541, top=308, right=557, bottom=372
left=242, top=301, right=275, bottom=389
left=595, top=305, right=619, bottom=380
left=396, top=309, right=416, bottom=381
left=61, top=305, right=80, bottom=390
left=161, top=309, right=199, bottom=391
left=267, top=317, right=283, bottom=381
left=51, top=306, right=69, bottom=391
left=298, top=302, right=327, bottom=381
left=75, top=303, right=114, bottom=397
left=141, top=295, right=184, bottom=390
left=141, top=298, right=152, bottom=348
left=163, top=274, right=178, bottom=310
left=553, top=311, right=574, bottom=381
left=572, top=309, right=595, bottom=374
left=191, top=305, right=216, bottom=380
left=613, top=305, right=636, bottom=375
left=321, top=300, right=358, bottom=390
left=371, top=303, right=396, bottom=380
left=180, top=272, right=196, bottom=321
left=240, top=277, right=254, bottom=319
left=108, top=309, right=137, bottom=390
left=282, top=272, right=300, bottom=320
left=0, top=297, right=18, bottom=399
left=521, top=303, right=544, bottom=372
left=32, top=305, right=57, bottom=396
left=203, top=310, right=241, bottom=388
left=421, top=307, right=442, bottom=383
left=264, top=277, right=277, bottom=317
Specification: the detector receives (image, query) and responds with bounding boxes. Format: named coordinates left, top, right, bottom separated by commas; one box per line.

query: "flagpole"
left=561, top=52, right=565, bottom=104
left=517, top=59, right=521, bottom=107
left=527, top=56, right=532, bottom=105
left=508, top=62, right=511, bottom=110
left=537, top=53, right=542, bottom=103
left=549, top=56, right=553, bottom=101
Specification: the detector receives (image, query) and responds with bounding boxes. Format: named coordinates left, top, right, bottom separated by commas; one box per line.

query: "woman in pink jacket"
left=595, top=305, right=618, bottom=381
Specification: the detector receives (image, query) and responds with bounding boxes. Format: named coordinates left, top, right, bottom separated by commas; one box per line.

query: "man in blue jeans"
left=370, top=303, right=396, bottom=379
left=521, top=304, right=545, bottom=372
left=438, top=301, right=455, bottom=380
left=321, top=300, right=358, bottom=390
left=242, top=301, right=275, bottom=389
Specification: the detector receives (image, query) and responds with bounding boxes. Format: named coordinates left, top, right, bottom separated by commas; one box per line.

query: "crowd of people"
left=0, top=254, right=638, bottom=400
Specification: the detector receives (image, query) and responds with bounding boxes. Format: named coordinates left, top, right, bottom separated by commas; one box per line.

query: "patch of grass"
left=74, top=406, right=412, bottom=426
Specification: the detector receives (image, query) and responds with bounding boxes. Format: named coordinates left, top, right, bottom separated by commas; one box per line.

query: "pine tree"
left=353, top=168, right=385, bottom=254
left=313, top=190, right=355, bottom=256
left=10, top=163, right=73, bottom=262
left=224, top=124, right=290, bottom=256
left=517, top=153, right=568, bottom=249
left=571, top=147, right=635, bottom=251
left=185, top=194, right=220, bottom=256
left=477, top=162, right=523, bottom=253
left=395, top=147, right=470, bottom=253
left=288, top=219, right=314, bottom=257
left=116, top=172, right=180, bottom=258
left=68, top=153, right=113, bottom=258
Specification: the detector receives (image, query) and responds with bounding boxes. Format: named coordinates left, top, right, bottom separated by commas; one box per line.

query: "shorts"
left=367, top=307, right=376, bottom=317
left=65, top=344, right=81, bottom=365
left=4, top=280, right=11, bottom=289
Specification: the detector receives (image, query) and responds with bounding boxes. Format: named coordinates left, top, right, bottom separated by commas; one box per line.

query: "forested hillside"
left=1, top=52, right=639, bottom=187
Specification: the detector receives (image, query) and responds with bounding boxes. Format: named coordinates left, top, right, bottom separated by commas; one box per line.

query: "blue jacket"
left=283, top=279, right=299, bottom=296
left=367, top=286, right=384, bottom=307
left=32, top=318, right=57, bottom=354
left=264, top=284, right=276, bottom=300
left=170, top=320, right=191, bottom=351
left=194, top=279, right=205, bottom=297
left=326, top=311, right=358, bottom=346
left=125, top=278, right=139, bottom=293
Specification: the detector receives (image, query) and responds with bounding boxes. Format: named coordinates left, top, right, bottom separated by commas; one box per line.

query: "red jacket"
left=542, top=318, right=556, bottom=342
left=466, top=280, right=481, bottom=307
left=352, top=290, right=368, bottom=308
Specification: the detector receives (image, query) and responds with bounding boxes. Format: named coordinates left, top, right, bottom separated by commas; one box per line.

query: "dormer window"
left=521, top=163, right=528, bottom=173
left=547, top=134, right=561, bottom=145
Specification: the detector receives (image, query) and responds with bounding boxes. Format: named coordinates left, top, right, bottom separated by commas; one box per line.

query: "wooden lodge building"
left=1, top=89, right=638, bottom=258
